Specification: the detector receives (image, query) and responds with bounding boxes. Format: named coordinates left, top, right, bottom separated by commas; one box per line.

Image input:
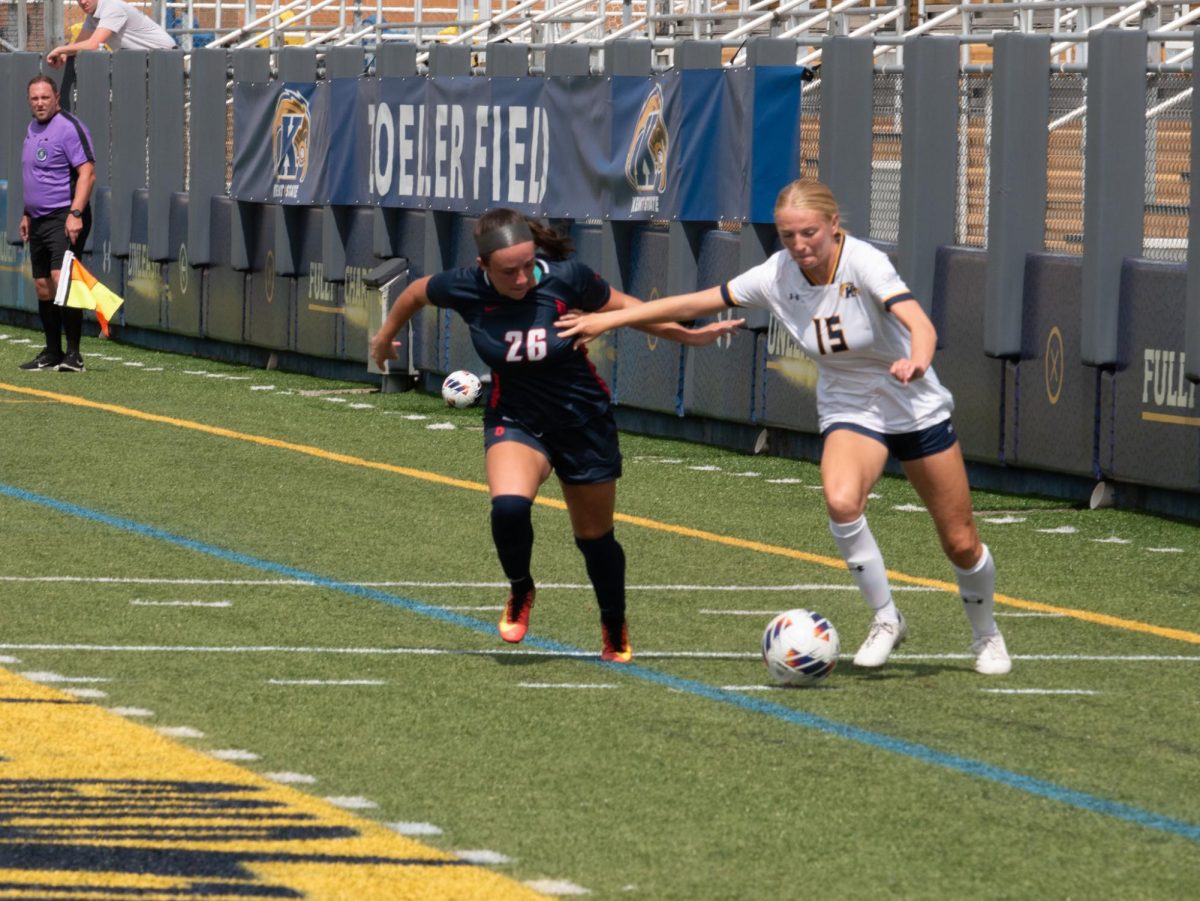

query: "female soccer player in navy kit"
left=557, top=178, right=1011, bottom=676
left=369, top=208, right=740, bottom=662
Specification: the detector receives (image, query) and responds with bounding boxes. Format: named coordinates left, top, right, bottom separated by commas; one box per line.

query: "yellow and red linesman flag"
left=53, top=249, right=124, bottom=337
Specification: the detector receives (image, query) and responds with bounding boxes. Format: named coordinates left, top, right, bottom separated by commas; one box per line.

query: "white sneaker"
left=971, top=632, right=1012, bottom=675
left=853, top=613, right=907, bottom=668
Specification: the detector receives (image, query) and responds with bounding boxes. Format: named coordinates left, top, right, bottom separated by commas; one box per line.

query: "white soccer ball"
left=441, top=370, right=483, bottom=408
left=761, top=608, right=840, bottom=686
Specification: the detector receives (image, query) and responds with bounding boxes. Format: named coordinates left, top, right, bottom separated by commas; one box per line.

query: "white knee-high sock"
left=829, top=516, right=898, bottom=623
left=955, top=544, right=998, bottom=639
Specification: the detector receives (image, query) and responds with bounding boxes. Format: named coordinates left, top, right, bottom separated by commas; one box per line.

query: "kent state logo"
left=625, top=84, right=670, bottom=214
left=272, top=88, right=311, bottom=189
left=1044, top=325, right=1064, bottom=405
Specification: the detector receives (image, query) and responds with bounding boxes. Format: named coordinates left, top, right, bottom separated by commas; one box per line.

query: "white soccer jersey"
left=724, top=234, right=954, bottom=434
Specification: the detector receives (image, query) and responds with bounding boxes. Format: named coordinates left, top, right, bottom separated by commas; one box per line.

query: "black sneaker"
left=57, top=351, right=86, bottom=373
left=18, top=349, right=63, bottom=371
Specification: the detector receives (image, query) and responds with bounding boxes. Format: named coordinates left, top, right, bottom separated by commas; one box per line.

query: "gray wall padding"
left=930, top=247, right=1004, bottom=463
left=1104, top=260, right=1198, bottom=488
left=1006, top=254, right=1098, bottom=477
left=613, top=227, right=685, bottom=415
left=110, top=51, right=150, bottom=258
left=148, top=51, right=184, bottom=261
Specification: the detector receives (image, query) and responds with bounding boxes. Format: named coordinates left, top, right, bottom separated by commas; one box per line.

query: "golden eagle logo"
left=272, top=88, right=311, bottom=183
left=625, top=84, right=669, bottom=194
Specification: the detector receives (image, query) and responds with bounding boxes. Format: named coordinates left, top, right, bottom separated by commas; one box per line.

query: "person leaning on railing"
left=46, top=0, right=174, bottom=67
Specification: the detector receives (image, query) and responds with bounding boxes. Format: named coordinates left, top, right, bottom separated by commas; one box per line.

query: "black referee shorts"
left=28, top=208, right=91, bottom=279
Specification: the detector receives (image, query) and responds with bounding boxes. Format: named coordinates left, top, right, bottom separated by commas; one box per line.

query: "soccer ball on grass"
left=441, top=370, right=483, bottom=408
left=761, top=608, right=840, bottom=686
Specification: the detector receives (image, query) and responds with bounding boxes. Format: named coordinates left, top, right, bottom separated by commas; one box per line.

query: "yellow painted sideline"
left=3, top=381, right=1198, bottom=647
left=0, top=667, right=547, bottom=899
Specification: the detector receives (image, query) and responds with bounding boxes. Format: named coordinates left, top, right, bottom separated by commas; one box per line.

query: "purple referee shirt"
left=22, top=110, right=94, bottom=218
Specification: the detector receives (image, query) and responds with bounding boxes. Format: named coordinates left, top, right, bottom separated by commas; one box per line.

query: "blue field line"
left=5, top=480, right=1200, bottom=846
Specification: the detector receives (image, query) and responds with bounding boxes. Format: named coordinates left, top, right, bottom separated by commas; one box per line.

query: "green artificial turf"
left=2, top=326, right=1198, bottom=899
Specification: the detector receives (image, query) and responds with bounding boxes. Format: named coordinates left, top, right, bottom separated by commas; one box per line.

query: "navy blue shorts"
left=484, top=409, right=623, bottom=485
left=28, top=209, right=90, bottom=279
left=822, top=418, right=958, bottom=462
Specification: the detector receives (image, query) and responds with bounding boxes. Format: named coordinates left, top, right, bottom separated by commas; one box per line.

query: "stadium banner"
left=230, top=70, right=805, bottom=221
left=748, top=66, right=806, bottom=222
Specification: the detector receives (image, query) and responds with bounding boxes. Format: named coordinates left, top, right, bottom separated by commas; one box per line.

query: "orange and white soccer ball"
left=761, top=609, right=840, bottom=686
left=441, top=370, right=482, bottom=408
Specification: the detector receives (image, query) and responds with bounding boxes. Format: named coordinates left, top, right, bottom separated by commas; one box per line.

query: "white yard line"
left=157, top=726, right=205, bottom=738
left=0, top=575, right=927, bottom=593
left=108, top=707, right=154, bottom=717
left=266, top=678, right=387, bottom=686
left=324, top=796, right=378, bottom=809
left=19, top=671, right=110, bottom=683
left=981, top=688, right=1099, bottom=696
left=264, top=771, right=318, bottom=784
left=523, top=879, right=592, bottom=895
left=209, top=749, right=261, bottom=761
left=389, top=821, right=443, bottom=835
left=455, top=850, right=512, bottom=865
left=518, top=682, right=619, bottom=689
left=4, top=643, right=1198, bottom=663
left=130, top=600, right=233, bottom=607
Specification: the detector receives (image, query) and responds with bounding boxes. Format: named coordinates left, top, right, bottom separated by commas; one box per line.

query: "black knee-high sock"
left=37, top=301, right=62, bottom=354
left=62, top=307, right=83, bottom=353
left=575, top=530, right=626, bottom=631
left=490, top=495, right=534, bottom=594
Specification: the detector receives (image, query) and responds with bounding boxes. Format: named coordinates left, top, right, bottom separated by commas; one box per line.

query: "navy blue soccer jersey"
left=425, top=259, right=613, bottom=432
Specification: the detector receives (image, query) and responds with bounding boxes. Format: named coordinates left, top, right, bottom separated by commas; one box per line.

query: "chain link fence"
left=799, top=70, right=821, bottom=182
left=870, top=71, right=903, bottom=244
left=1143, top=71, right=1190, bottom=263
left=1046, top=72, right=1087, bottom=254
left=956, top=71, right=990, bottom=249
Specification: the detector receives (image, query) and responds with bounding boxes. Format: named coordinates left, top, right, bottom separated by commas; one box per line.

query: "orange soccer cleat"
left=498, top=587, right=535, bottom=643
left=600, top=621, right=632, bottom=663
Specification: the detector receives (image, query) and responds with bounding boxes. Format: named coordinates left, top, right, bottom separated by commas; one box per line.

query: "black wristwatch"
left=68, top=208, right=83, bottom=219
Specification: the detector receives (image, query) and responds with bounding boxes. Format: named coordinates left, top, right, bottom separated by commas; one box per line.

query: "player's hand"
left=554, top=311, right=609, bottom=349
left=369, top=332, right=400, bottom=372
left=683, top=318, right=745, bottom=347
left=890, top=358, right=926, bottom=384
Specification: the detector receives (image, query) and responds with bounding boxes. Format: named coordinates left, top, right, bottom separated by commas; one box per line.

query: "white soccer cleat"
left=853, top=613, right=907, bottom=668
left=971, top=632, right=1012, bottom=675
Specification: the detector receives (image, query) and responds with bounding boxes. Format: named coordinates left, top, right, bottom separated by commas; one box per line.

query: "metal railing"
left=7, top=0, right=1200, bottom=64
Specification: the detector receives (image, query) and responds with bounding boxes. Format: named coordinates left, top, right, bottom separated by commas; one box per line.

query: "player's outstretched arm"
left=556, top=287, right=728, bottom=348
left=369, top=275, right=432, bottom=371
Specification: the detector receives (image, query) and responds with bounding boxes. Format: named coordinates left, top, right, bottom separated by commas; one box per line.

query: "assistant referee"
left=18, top=74, right=96, bottom=373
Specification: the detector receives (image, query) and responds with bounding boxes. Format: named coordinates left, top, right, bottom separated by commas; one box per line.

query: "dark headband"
left=475, top=220, right=534, bottom=257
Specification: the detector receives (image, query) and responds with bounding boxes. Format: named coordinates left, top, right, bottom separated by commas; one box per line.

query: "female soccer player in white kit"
left=557, top=178, right=1011, bottom=675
